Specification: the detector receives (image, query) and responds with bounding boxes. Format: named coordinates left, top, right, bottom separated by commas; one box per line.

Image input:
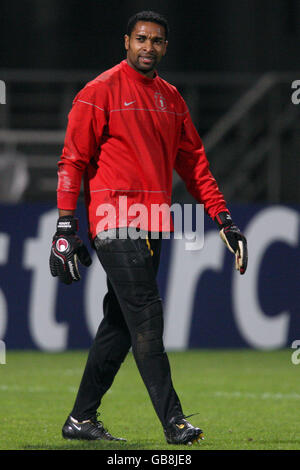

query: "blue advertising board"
left=0, top=203, right=299, bottom=351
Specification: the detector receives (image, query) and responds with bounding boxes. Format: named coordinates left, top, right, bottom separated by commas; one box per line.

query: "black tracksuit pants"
left=71, top=230, right=183, bottom=428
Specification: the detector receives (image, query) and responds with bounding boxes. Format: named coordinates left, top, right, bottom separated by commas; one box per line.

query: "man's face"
left=125, top=21, right=168, bottom=77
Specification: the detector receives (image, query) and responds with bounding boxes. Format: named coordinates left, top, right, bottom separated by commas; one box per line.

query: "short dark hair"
left=127, top=11, right=169, bottom=40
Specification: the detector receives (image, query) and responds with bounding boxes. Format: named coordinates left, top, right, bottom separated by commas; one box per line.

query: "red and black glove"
left=49, top=216, right=92, bottom=285
left=215, top=212, right=248, bottom=275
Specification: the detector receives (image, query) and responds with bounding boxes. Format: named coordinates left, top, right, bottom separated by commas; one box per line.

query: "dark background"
left=1, top=0, right=299, bottom=73
left=0, top=0, right=299, bottom=205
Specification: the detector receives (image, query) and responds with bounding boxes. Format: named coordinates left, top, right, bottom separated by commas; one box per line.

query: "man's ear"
left=124, top=34, right=129, bottom=51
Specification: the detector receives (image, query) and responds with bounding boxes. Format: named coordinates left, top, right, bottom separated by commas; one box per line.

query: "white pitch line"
left=0, top=385, right=76, bottom=393
left=0, top=385, right=298, bottom=400
left=0, top=385, right=299, bottom=400
left=0, top=385, right=113, bottom=394
left=212, top=391, right=300, bottom=400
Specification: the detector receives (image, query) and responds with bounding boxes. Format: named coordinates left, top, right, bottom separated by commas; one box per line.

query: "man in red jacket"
left=50, top=10, right=247, bottom=445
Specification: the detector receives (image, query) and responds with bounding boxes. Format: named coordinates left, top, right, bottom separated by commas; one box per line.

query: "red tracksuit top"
left=57, top=59, right=228, bottom=238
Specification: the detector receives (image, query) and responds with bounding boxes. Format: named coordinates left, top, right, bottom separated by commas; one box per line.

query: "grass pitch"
left=0, top=349, right=299, bottom=450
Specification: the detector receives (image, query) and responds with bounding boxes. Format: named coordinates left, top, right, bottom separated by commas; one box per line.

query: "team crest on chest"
left=154, top=92, right=167, bottom=111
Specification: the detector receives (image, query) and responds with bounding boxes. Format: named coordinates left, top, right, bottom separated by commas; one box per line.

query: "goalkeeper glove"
left=215, top=212, right=248, bottom=275
left=49, top=215, right=92, bottom=285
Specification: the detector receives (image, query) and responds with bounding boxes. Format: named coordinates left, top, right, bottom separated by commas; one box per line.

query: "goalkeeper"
left=50, top=10, right=247, bottom=445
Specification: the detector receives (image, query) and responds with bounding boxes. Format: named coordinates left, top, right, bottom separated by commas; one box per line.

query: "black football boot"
left=62, top=414, right=126, bottom=441
left=164, top=416, right=204, bottom=445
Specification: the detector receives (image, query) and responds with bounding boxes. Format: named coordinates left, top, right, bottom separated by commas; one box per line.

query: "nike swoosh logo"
left=124, top=100, right=136, bottom=106
left=72, top=423, right=81, bottom=431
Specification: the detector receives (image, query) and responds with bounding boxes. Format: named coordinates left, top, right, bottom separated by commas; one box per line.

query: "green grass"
left=0, top=349, right=299, bottom=450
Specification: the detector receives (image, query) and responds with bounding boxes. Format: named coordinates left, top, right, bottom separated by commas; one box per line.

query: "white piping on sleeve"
left=76, top=100, right=105, bottom=112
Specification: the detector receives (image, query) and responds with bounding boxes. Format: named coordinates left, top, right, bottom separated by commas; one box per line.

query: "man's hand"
left=215, top=212, right=248, bottom=275
left=49, top=216, right=92, bottom=285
